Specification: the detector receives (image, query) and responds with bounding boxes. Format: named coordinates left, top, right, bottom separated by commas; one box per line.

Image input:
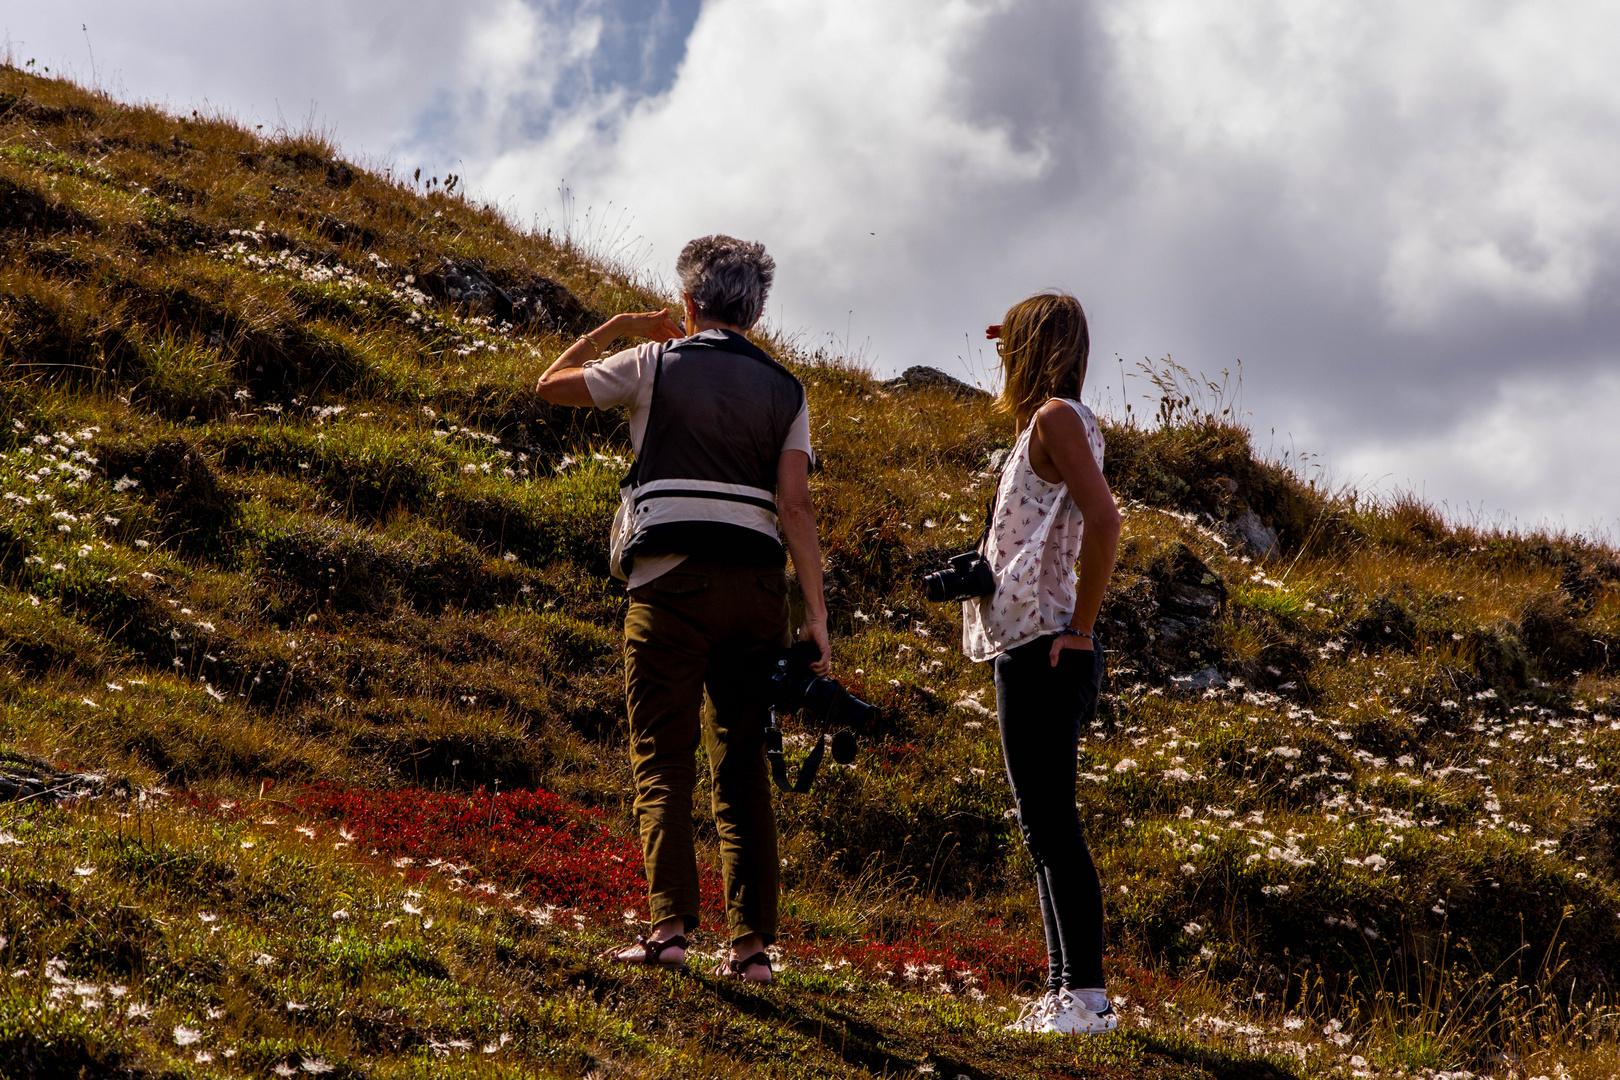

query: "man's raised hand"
left=616, top=308, right=686, bottom=342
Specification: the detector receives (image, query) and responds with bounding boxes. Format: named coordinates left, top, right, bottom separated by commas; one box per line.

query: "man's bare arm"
left=534, top=309, right=684, bottom=406
left=777, top=448, right=830, bottom=677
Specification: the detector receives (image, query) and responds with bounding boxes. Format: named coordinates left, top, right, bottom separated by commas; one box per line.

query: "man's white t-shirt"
left=582, top=334, right=814, bottom=589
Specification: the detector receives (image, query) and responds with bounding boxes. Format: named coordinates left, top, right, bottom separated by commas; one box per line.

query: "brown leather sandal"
left=605, top=934, right=688, bottom=968
left=714, top=950, right=772, bottom=983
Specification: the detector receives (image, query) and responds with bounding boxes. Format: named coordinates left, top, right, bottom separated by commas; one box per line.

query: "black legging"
left=994, top=636, right=1106, bottom=991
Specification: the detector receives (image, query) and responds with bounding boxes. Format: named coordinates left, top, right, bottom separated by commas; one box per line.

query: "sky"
left=7, top=1, right=1619, bottom=538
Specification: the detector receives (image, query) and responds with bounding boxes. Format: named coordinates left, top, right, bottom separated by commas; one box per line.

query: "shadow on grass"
left=572, top=960, right=1303, bottom=1080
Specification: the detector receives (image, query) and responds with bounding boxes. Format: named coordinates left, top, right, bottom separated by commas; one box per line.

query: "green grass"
left=3, top=65, right=1620, bottom=1078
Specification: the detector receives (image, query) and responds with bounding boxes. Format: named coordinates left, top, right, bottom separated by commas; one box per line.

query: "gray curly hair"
left=675, top=235, right=775, bottom=330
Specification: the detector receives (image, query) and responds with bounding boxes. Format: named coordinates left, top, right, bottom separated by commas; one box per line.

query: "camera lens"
left=844, top=695, right=877, bottom=727
left=923, top=570, right=948, bottom=603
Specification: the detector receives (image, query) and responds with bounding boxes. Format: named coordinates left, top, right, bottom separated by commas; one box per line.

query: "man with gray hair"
left=535, top=235, right=829, bottom=983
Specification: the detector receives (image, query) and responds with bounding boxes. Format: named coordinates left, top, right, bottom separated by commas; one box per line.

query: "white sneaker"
left=1045, top=989, right=1118, bottom=1035
left=1002, top=991, right=1059, bottom=1032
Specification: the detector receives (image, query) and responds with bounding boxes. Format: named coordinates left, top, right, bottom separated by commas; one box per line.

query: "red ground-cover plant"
left=290, top=783, right=652, bottom=911
left=179, top=784, right=1072, bottom=989
left=798, top=920, right=1048, bottom=991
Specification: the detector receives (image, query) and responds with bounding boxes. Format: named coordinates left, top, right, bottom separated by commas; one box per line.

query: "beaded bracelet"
left=1055, top=628, right=1096, bottom=641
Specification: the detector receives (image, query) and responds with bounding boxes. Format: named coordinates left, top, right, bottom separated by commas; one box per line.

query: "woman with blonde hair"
left=965, top=292, right=1122, bottom=1034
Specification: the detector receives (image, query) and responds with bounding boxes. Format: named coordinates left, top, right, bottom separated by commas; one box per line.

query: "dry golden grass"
left=4, top=65, right=1620, bottom=1077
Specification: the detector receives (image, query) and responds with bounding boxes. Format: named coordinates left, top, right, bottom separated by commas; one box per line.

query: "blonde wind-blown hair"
left=995, top=292, right=1090, bottom=428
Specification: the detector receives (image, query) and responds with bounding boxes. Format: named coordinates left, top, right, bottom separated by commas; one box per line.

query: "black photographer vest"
left=621, top=329, right=805, bottom=573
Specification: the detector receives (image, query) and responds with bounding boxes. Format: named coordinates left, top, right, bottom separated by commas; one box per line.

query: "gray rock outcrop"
left=881, top=366, right=991, bottom=400
left=421, top=261, right=598, bottom=336
left=1170, top=666, right=1227, bottom=692
left=1221, top=508, right=1281, bottom=561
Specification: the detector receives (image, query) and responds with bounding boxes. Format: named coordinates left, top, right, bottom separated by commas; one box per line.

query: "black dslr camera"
left=763, top=641, right=876, bottom=793
left=923, top=550, right=995, bottom=602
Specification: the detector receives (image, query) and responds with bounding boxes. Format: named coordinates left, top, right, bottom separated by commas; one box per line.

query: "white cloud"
left=1336, top=365, right=1620, bottom=540
left=6, top=0, right=486, bottom=161
left=476, top=0, right=1050, bottom=280
left=10, top=0, right=1620, bottom=531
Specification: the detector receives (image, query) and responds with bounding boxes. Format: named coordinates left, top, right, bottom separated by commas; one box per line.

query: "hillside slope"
left=3, top=68, right=1620, bottom=1079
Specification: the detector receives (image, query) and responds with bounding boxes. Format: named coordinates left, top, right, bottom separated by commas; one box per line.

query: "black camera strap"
left=764, top=711, right=827, bottom=793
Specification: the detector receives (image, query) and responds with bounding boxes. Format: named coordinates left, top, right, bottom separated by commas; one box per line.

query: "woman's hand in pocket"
left=1049, top=631, right=1095, bottom=667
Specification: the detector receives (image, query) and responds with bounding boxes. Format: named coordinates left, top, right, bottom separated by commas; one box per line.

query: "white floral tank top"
left=962, top=398, right=1106, bottom=661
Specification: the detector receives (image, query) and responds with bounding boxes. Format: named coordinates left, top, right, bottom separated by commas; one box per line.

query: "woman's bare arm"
left=1031, top=399, right=1122, bottom=665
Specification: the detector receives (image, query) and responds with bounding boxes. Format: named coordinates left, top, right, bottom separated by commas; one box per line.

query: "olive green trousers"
left=624, top=560, right=788, bottom=944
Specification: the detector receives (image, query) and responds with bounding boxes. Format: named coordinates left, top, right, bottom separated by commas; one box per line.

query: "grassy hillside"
left=3, top=66, right=1620, bottom=1079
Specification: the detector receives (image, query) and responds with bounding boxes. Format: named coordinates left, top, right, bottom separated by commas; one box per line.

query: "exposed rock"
left=420, top=260, right=598, bottom=337
left=1157, top=617, right=1190, bottom=644
left=1159, top=543, right=1227, bottom=615
left=881, top=366, right=991, bottom=400
left=506, top=276, right=597, bottom=336
left=1219, top=507, right=1281, bottom=560
left=423, top=261, right=503, bottom=317
left=0, top=752, right=130, bottom=803
left=1166, top=581, right=1222, bottom=619
left=1170, top=666, right=1227, bottom=692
